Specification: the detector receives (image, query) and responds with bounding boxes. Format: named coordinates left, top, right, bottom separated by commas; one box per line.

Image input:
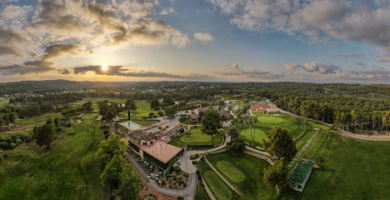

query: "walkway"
left=126, top=152, right=197, bottom=200
left=245, top=146, right=270, bottom=157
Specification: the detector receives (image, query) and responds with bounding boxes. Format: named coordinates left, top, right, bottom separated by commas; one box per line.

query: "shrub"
left=0, top=157, right=2, bottom=161
left=174, top=166, right=181, bottom=173
left=149, top=112, right=154, bottom=116
left=10, top=143, right=16, bottom=149
left=6, top=138, right=13, bottom=144
left=177, top=197, right=184, bottom=200
left=158, top=126, right=162, bottom=130
left=103, top=129, right=109, bottom=135
left=25, top=136, right=34, bottom=143
left=4, top=154, right=9, bottom=158
left=66, top=122, right=72, bottom=127
left=179, top=127, right=184, bottom=133
left=173, top=177, right=177, bottom=181
left=104, top=124, right=111, bottom=128
left=56, top=127, right=62, bottom=132
left=183, top=183, right=187, bottom=187
left=66, top=131, right=77, bottom=136
left=15, top=139, right=22, bottom=145
left=166, top=125, right=170, bottom=129
left=18, top=135, right=26, bottom=141
left=158, top=111, right=164, bottom=116
left=192, top=160, right=197, bottom=164
left=194, top=126, right=197, bottom=128
left=0, top=138, right=5, bottom=143
left=11, top=136, right=17, bottom=142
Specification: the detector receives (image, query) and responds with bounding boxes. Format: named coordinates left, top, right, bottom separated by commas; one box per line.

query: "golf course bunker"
left=216, top=161, right=245, bottom=183
left=118, top=121, right=142, bottom=131
left=314, top=128, right=320, bottom=130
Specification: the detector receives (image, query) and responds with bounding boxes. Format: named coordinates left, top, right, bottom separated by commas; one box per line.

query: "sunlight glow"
left=101, top=63, right=108, bottom=71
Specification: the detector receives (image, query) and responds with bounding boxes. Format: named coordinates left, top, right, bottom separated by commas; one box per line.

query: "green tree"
left=263, top=160, right=289, bottom=190
left=46, top=118, right=53, bottom=124
left=99, top=102, right=110, bottom=116
left=0, top=113, right=4, bottom=127
left=36, top=124, right=56, bottom=148
left=383, top=111, right=390, bottom=132
left=201, top=109, right=221, bottom=145
left=117, top=164, right=142, bottom=200
left=95, top=134, right=128, bottom=169
left=125, top=99, right=133, bottom=120
left=82, top=100, right=94, bottom=112
left=164, top=106, right=176, bottom=118
left=100, top=155, right=126, bottom=190
left=226, top=138, right=246, bottom=154
left=262, top=126, right=297, bottom=162
left=3, top=113, right=10, bottom=125
left=252, top=118, right=258, bottom=146
left=9, top=112, right=18, bottom=126
left=150, top=99, right=160, bottom=110
left=130, top=101, right=137, bottom=119
left=227, top=126, right=239, bottom=140
left=105, top=108, right=117, bottom=122
left=54, top=118, right=59, bottom=126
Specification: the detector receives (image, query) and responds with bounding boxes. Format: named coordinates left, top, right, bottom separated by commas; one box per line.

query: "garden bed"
left=161, top=168, right=190, bottom=189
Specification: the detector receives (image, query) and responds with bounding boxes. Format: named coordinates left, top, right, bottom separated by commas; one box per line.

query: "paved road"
left=126, top=152, right=197, bottom=200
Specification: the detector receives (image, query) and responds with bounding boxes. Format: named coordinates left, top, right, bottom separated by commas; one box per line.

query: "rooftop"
left=140, top=139, right=182, bottom=163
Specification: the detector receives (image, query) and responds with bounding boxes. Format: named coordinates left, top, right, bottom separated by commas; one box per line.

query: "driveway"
left=126, top=152, right=197, bottom=200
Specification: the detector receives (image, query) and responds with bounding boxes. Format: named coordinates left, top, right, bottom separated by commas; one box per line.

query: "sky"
left=0, top=0, right=390, bottom=83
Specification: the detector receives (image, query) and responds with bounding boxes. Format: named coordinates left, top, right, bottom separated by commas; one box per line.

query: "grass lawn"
left=131, top=120, right=159, bottom=126
left=281, top=132, right=390, bottom=200
left=0, top=100, right=10, bottom=107
left=196, top=160, right=240, bottom=200
left=221, top=95, right=243, bottom=104
left=240, top=114, right=305, bottom=148
left=169, top=126, right=222, bottom=148
left=194, top=188, right=211, bottom=200
left=206, top=153, right=276, bottom=200
left=16, top=112, right=62, bottom=126
left=0, top=112, right=107, bottom=199
left=0, top=130, right=33, bottom=139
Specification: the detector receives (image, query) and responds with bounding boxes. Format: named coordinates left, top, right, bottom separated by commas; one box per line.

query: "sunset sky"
left=1, top=0, right=390, bottom=83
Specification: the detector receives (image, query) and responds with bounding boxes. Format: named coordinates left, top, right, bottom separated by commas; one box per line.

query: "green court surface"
left=206, top=153, right=276, bottom=200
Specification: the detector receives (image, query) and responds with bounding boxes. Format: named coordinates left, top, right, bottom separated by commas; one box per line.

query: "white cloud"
left=284, top=63, right=301, bottom=71
left=302, top=62, right=340, bottom=74
left=194, top=32, right=214, bottom=42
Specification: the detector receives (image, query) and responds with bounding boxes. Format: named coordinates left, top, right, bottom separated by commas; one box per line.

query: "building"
left=218, top=109, right=231, bottom=119
left=188, top=114, right=199, bottom=122
left=195, top=107, right=208, bottom=118
left=290, top=160, right=320, bottom=192
left=126, top=124, right=186, bottom=169
left=250, top=104, right=270, bottom=112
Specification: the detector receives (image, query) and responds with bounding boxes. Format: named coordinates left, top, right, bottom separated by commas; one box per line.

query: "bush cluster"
left=0, top=135, right=27, bottom=149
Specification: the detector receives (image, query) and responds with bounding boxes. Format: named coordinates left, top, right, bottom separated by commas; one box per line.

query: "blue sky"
left=0, top=0, right=389, bottom=83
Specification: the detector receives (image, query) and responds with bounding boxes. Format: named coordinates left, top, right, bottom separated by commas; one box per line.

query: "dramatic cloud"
left=356, top=62, right=367, bottom=67
left=284, top=63, right=301, bottom=71
left=194, top=33, right=214, bottom=42
left=207, top=0, right=390, bottom=51
left=0, top=0, right=192, bottom=76
left=215, top=63, right=284, bottom=79
left=302, top=62, right=340, bottom=75
left=159, top=7, right=175, bottom=15
left=57, top=68, right=72, bottom=75
left=73, top=65, right=211, bottom=80
left=331, top=53, right=371, bottom=58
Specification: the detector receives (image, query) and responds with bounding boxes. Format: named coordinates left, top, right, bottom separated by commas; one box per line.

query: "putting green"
left=204, top=170, right=234, bottom=200
left=180, top=128, right=211, bottom=143
left=257, top=115, right=284, bottom=124
left=216, top=161, right=245, bottom=183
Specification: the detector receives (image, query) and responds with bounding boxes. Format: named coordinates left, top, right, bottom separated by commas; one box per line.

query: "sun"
left=101, top=63, right=108, bottom=71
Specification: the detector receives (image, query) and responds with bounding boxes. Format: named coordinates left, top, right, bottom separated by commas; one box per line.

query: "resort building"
left=126, top=124, right=186, bottom=169
left=195, top=107, right=208, bottom=118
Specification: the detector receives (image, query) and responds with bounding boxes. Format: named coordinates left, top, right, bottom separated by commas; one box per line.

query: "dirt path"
left=0, top=124, right=36, bottom=134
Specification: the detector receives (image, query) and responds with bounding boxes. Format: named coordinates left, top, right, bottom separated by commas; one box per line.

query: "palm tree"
left=238, top=117, right=243, bottom=136
left=248, top=118, right=253, bottom=145
left=252, top=118, right=258, bottom=146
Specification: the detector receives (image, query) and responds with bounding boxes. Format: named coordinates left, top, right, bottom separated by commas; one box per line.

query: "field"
left=169, top=126, right=222, bottom=148
left=0, top=112, right=107, bottom=199
left=16, top=112, right=62, bottom=126
left=0, top=100, right=10, bottom=107
left=196, top=160, right=241, bottom=200
left=240, top=114, right=305, bottom=148
left=194, top=188, right=211, bottom=200
left=132, top=120, right=159, bottom=126
left=206, top=153, right=276, bottom=200
left=221, top=95, right=243, bottom=104
left=70, top=97, right=157, bottom=118
left=281, top=132, right=390, bottom=199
